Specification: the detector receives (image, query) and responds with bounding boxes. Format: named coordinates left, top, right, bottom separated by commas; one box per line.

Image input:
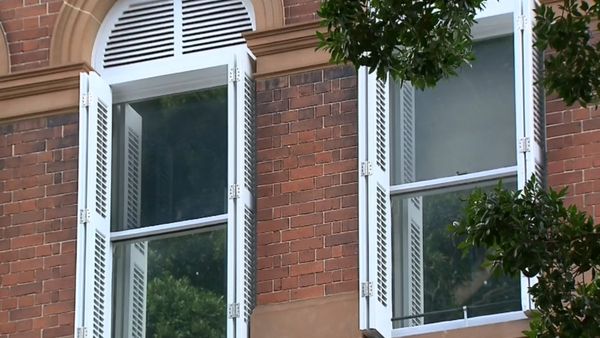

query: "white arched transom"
left=93, top=0, right=255, bottom=71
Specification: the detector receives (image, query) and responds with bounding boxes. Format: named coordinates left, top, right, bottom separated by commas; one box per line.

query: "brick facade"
left=255, top=66, right=359, bottom=305
left=546, top=99, right=600, bottom=217
left=284, top=0, right=320, bottom=25
left=0, top=114, right=78, bottom=338
left=0, top=0, right=63, bottom=73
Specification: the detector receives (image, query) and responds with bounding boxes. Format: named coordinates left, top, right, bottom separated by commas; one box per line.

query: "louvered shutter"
left=113, top=107, right=147, bottom=338
left=81, top=72, right=113, bottom=338
left=522, top=0, right=545, bottom=186
left=397, top=84, right=424, bottom=326
left=359, top=69, right=392, bottom=338
left=515, top=0, right=544, bottom=311
left=233, top=53, right=256, bottom=338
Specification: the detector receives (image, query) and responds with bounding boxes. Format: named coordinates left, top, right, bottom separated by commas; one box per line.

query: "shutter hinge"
left=519, top=137, right=531, bottom=153
left=228, top=303, right=240, bottom=318
left=361, top=161, right=373, bottom=177
left=361, top=281, right=373, bottom=298
left=79, top=209, right=90, bottom=224
left=517, top=15, right=528, bottom=31
left=81, top=93, right=89, bottom=107
left=228, top=67, right=241, bottom=83
left=228, top=184, right=240, bottom=200
left=76, top=327, right=88, bottom=338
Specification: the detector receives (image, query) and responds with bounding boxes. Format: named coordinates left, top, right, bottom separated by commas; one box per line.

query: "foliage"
left=451, top=178, right=600, bottom=337
left=318, top=0, right=600, bottom=106
left=317, top=0, right=485, bottom=88
left=147, top=274, right=226, bottom=338
left=421, top=188, right=520, bottom=323
left=534, top=0, right=600, bottom=106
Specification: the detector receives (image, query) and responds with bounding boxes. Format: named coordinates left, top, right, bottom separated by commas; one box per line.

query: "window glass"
left=391, top=180, right=521, bottom=328
left=112, top=86, right=228, bottom=231
left=112, top=227, right=227, bottom=338
left=391, top=35, right=516, bottom=184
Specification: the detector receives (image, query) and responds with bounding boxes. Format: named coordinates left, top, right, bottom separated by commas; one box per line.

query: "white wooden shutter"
left=515, top=0, right=544, bottom=311
left=522, top=0, right=545, bottom=186
left=81, top=71, right=113, bottom=338
left=359, top=69, right=393, bottom=338
left=397, top=84, right=424, bottom=326
left=227, top=53, right=256, bottom=338
left=113, top=107, right=147, bottom=338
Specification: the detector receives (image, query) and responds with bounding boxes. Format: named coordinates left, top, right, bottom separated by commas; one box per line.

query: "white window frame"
left=358, top=0, right=545, bottom=337
left=74, top=1, right=257, bottom=335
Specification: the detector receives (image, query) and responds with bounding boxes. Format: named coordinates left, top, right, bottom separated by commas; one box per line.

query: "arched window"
left=75, top=1, right=256, bottom=337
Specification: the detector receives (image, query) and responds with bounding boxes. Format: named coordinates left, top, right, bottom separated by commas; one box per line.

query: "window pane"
left=391, top=36, right=516, bottom=184
left=112, top=227, right=227, bottom=338
left=391, top=179, right=520, bottom=328
left=112, top=87, right=228, bottom=231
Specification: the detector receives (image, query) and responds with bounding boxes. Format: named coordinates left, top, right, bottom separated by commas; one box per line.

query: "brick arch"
left=50, top=0, right=284, bottom=67
left=0, top=23, right=9, bottom=75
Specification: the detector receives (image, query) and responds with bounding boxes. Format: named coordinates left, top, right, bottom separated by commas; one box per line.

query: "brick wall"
left=284, top=0, right=320, bottom=25
left=0, top=0, right=63, bottom=72
left=255, top=65, right=359, bottom=305
left=0, top=114, right=78, bottom=338
left=546, top=98, right=600, bottom=219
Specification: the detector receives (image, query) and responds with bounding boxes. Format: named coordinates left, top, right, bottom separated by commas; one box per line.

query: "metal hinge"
left=76, top=327, right=88, bottom=338
left=361, top=281, right=373, bottom=298
left=228, top=184, right=240, bottom=200
left=228, top=67, right=241, bottom=83
left=81, top=93, right=90, bottom=107
left=228, top=303, right=240, bottom=318
left=79, top=209, right=90, bottom=224
left=516, top=15, right=528, bottom=31
left=519, top=137, right=531, bottom=153
left=361, top=161, right=373, bottom=177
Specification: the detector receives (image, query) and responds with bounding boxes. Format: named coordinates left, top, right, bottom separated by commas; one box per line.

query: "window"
left=75, top=1, right=256, bottom=338
left=358, top=0, right=545, bottom=337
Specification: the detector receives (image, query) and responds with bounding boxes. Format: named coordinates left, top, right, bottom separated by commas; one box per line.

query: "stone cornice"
left=0, top=63, right=92, bottom=121
left=245, top=21, right=332, bottom=78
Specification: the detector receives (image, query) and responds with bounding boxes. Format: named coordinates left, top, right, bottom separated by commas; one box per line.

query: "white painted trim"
left=110, top=213, right=228, bottom=242
left=111, top=63, right=229, bottom=103
left=392, top=311, right=527, bottom=337
left=390, top=166, right=518, bottom=196
left=74, top=72, right=89, bottom=335
left=357, top=66, right=369, bottom=331
left=104, top=45, right=245, bottom=88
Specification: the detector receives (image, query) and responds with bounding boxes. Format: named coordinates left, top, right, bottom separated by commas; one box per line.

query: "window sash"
left=390, top=166, right=518, bottom=197
left=110, top=213, right=229, bottom=242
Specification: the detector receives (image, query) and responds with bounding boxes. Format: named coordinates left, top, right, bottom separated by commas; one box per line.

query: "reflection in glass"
left=391, top=180, right=521, bottom=328
left=112, top=87, right=228, bottom=231
left=391, top=35, right=516, bottom=184
left=113, top=227, right=227, bottom=338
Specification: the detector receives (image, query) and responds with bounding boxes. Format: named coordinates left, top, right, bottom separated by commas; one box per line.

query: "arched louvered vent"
left=104, top=0, right=175, bottom=68
left=100, top=0, right=253, bottom=69
left=182, top=0, right=253, bottom=54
